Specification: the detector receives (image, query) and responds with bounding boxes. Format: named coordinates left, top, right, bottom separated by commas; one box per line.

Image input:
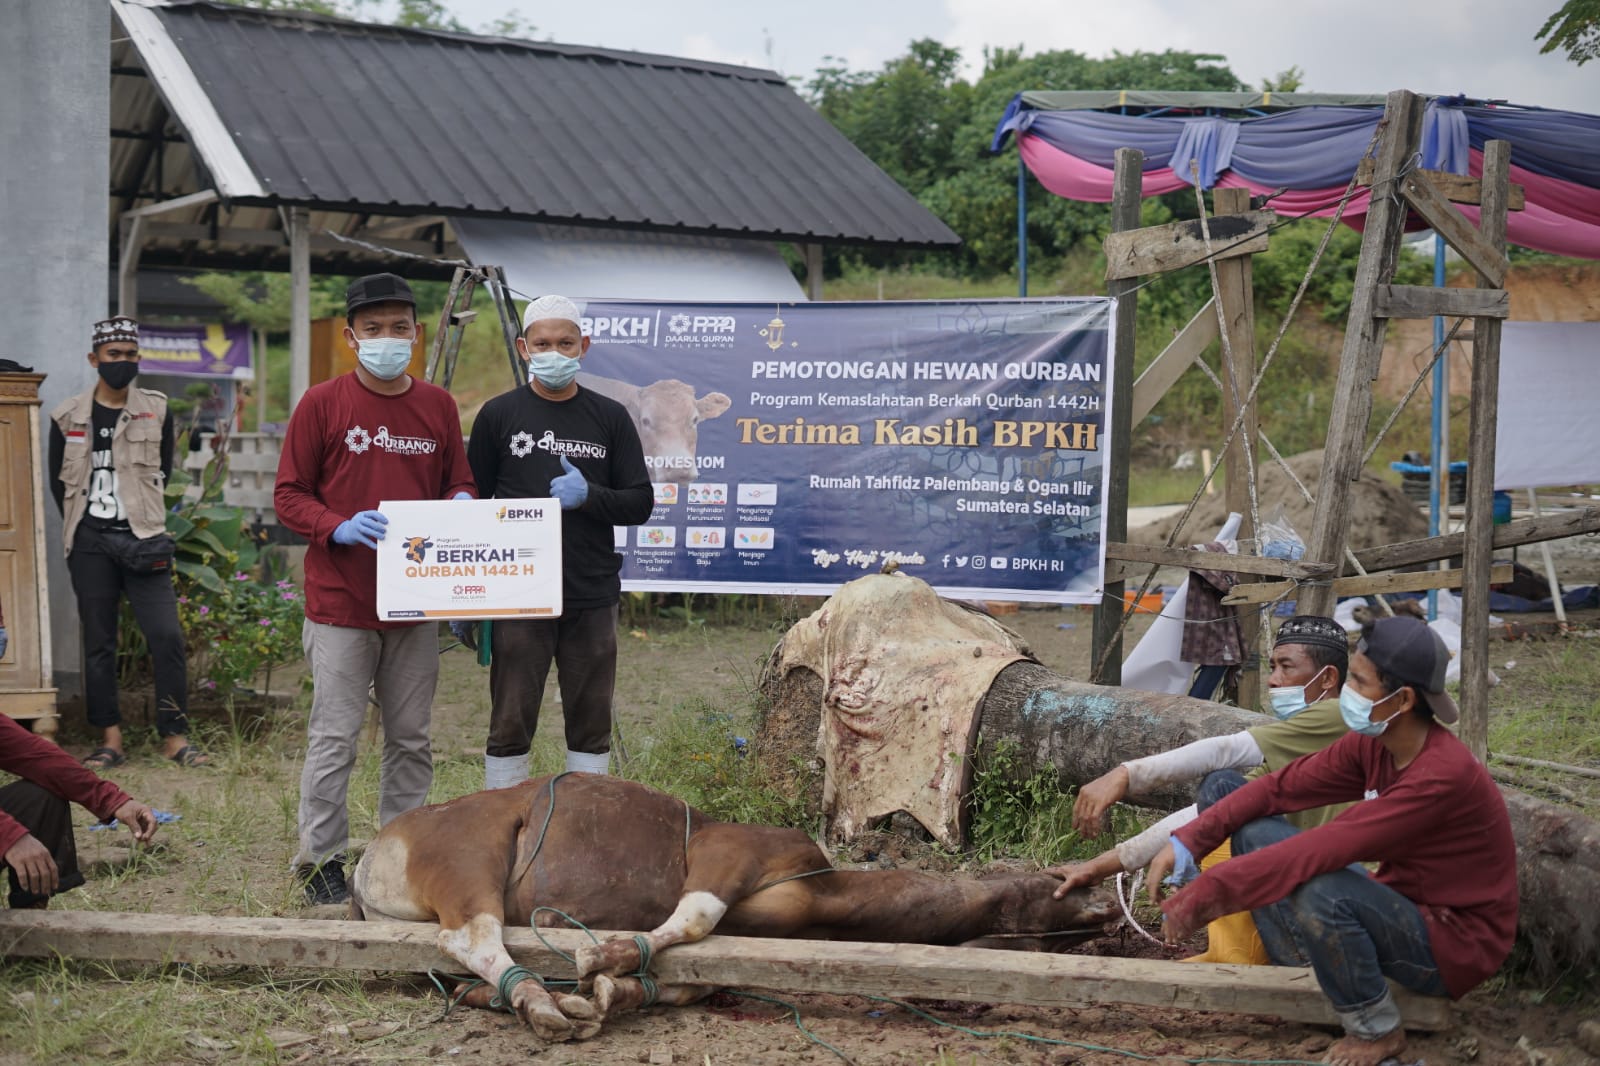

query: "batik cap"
left=92, top=316, right=139, bottom=347
left=1273, top=615, right=1349, bottom=656
left=1357, top=615, right=1460, bottom=724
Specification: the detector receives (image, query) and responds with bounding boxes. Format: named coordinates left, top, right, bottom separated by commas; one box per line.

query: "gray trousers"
left=294, top=620, right=438, bottom=869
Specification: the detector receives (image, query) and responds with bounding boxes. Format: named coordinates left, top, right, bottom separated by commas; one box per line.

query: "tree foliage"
left=1536, top=0, right=1600, bottom=64
left=213, top=0, right=527, bottom=35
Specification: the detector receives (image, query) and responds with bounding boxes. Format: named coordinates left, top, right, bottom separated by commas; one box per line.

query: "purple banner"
left=138, top=323, right=251, bottom=377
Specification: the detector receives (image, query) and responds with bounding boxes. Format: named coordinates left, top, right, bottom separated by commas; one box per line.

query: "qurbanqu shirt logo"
left=531, top=429, right=606, bottom=460
left=345, top=424, right=438, bottom=456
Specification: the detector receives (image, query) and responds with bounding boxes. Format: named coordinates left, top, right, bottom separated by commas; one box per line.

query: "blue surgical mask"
left=1267, top=666, right=1330, bottom=720
left=527, top=351, right=581, bottom=391
left=1339, top=684, right=1399, bottom=737
left=356, top=337, right=414, bottom=380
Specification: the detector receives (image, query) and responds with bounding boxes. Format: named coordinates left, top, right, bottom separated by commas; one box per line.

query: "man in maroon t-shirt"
left=273, top=274, right=476, bottom=906
left=1147, top=616, right=1517, bottom=1066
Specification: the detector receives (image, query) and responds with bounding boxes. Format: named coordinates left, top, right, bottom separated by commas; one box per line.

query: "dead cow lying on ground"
left=577, top=372, right=730, bottom=485
left=351, top=773, right=1116, bottom=1042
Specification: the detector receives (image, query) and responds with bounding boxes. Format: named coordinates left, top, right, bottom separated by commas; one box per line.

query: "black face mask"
left=97, top=361, right=139, bottom=390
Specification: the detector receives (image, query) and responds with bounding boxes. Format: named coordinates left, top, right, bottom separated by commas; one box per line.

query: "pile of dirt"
left=1132, top=448, right=1430, bottom=553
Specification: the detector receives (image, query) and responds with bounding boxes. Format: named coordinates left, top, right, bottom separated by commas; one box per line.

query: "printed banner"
left=137, top=322, right=251, bottom=377
left=375, top=498, right=563, bottom=620
left=577, top=298, right=1115, bottom=604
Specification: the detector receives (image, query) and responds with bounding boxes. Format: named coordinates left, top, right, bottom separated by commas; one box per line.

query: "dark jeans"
left=1196, top=770, right=1448, bottom=1036
left=68, top=525, right=189, bottom=737
left=487, top=603, right=618, bottom=757
left=1, top=780, right=85, bottom=907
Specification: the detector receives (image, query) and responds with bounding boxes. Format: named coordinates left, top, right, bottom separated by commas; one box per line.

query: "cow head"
left=578, top=374, right=732, bottom=485
left=404, top=536, right=433, bottom=564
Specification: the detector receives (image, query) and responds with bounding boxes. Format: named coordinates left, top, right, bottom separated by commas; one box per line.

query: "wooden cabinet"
left=0, top=372, right=57, bottom=736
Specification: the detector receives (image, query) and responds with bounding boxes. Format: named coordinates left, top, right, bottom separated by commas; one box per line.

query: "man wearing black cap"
left=1152, top=616, right=1517, bottom=1066
left=1048, top=615, right=1353, bottom=961
left=274, top=274, right=476, bottom=905
left=48, top=316, right=205, bottom=769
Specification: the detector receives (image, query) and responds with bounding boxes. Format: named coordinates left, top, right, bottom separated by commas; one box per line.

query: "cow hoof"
left=593, top=974, right=618, bottom=1013
left=557, top=993, right=598, bottom=1020
left=572, top=941, right=605, bottom=978
left=574, top=938, right=636, bottom=979
left=571, top=1019, right=604, bottom=1041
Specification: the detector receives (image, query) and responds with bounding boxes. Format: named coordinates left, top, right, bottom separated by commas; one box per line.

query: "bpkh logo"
left=497, top=504, right=546, bottom=522
left=580, top=315, right=653, bottom=342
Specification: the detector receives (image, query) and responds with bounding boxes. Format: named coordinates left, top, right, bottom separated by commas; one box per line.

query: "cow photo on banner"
left=571, top=299, right=1115, bottom=604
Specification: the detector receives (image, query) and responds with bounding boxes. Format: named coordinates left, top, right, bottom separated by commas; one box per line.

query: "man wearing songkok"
left=463, top=295, right=652, bottom=787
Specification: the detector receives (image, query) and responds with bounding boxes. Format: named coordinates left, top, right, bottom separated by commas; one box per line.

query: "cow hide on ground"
left=756, top=573, right=1600, bottom=980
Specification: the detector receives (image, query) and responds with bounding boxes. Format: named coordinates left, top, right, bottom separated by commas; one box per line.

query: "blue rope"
left=425, top=968, right=484, bottom=1020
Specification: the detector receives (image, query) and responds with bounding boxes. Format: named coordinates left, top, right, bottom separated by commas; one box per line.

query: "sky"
left=420, top=0, right=1597, bottom=114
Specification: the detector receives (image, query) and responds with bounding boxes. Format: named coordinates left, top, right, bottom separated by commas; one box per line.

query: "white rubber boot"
left=484, top=753, right=529, bottom=790
left=565, top=749, right=611, bottom=775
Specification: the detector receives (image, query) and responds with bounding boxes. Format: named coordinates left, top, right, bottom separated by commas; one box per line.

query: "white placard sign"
left=375, top=498, right=563, bottom=621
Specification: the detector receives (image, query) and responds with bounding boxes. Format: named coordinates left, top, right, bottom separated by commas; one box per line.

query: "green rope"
left=632, top=934, right=653, bottom=974
left=491, top=964, right=541, bottom=1011
left=425, top=968, right=485, bottom=1020
left=725, top=991, right=854, bottom=1064
left=749, top=866, right=835, bottom=895
left=861, top=995, right=1327, bottom=1066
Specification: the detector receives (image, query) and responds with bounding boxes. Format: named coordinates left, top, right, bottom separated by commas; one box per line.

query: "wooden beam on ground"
left=1355, top=158, right=1525, bottom=211
left=1104, top=542, right=1335, bottom=580
left=1349, top=508, right=1600, bottom=574
left=1373, top=284, right=1509, bottom=320
left=1297, top=90, right=1426, bottom=617
left=1091, top=148, right=1144, bottom=685
left=0, top=912, right=1451, bottom=1031
left=1130, top=299, right=1219, bottom=424
left=1459, top=140, right=1512, bottom=765
left=1223, top=563, right=1511, bottom=607
left=1103, top=210, right=1272, bottom=280
left=1211, top=188, right=1262, bottom=710
left=1399, top=172, right=1510, bottom=287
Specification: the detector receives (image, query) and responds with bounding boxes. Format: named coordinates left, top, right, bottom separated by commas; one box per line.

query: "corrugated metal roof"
left=137, top=0, right=959, bottom=249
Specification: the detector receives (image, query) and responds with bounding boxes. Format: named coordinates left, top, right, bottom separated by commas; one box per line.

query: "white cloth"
left=565, top=749, right=610, bottom=775
left=1120, top=513, right=1242, bottom=695
left=1495, top=322, right=1600, bottom=490
left=1121, top=731, right=1265, bottom=797
left=1115, top=805, right=1199, bottom=871
left=484, top=753, right=529, bottom=790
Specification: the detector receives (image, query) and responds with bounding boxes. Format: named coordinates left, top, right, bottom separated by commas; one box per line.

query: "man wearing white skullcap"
left=464, top=296, right=652, bottom=785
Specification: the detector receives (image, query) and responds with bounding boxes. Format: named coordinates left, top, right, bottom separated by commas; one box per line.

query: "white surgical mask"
left=527, top=351, right=581, bottom=391
left=1267, top=665, right=1330, bottom=720
left=356, top=336, right=414, bottom=380
left=1339, top=684, right=1399, bottom=737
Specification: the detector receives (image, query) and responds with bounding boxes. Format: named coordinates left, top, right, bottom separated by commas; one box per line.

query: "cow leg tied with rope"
left=437, top=912, right=601, bottom=1040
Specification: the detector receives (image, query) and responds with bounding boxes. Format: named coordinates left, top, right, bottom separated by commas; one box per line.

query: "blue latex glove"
left=0, top=625, right=7, bottom=659
left=452, top=491, right=473, bottom=501
left=449, top=620, right=479, bottom=651
left=550, top=455, right=589, bottom=510
left=332, top=509, right=388, bottom=549
left=1167, top=836, right=1200, bottom=887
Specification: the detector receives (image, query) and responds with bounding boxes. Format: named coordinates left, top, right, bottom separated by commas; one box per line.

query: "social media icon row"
left=940, top=554, right=1010, bottom=570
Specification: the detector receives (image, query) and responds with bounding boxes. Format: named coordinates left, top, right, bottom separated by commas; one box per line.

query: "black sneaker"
left=297, top=857, right=349, bottom=906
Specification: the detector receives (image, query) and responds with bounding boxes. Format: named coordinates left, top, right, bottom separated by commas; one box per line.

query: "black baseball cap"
left=1357, top=616, right=1459, bottom=724
left=346, top=273, right=416, bottom=315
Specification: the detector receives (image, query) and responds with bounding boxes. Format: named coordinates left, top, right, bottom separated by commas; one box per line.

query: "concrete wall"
left=1, top=0, right=110, bottom=699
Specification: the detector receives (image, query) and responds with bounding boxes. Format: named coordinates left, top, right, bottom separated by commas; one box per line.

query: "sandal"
left=168, top=745, right=211, bottom=768
left=82, top=747, right=127, bottom=770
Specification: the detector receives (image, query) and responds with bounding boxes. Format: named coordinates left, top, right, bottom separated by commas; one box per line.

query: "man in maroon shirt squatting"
left=1147, top=615, right=1517, bottom=1066
left=2, top=713, right=159, bottom=909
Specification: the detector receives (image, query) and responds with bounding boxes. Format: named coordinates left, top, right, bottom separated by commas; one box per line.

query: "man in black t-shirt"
left=465, top=295, right=653, bottom=788
left=48, top=317, right=205, bottom=769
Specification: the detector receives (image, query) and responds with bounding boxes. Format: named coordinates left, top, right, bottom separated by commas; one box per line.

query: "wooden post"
left=1297, top=91, right=1425, bottom=617
left=1457, top=140, right=1510, bottom=763
left=804, top=243, right=824, bottom=301
left=1091, top=148, right=1143, bottom=684
left=116, top=214, right=144, bottom=317
left=1211, top=187, right=1260, bottom=709
left=288, top=205, right=311, bottom=412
